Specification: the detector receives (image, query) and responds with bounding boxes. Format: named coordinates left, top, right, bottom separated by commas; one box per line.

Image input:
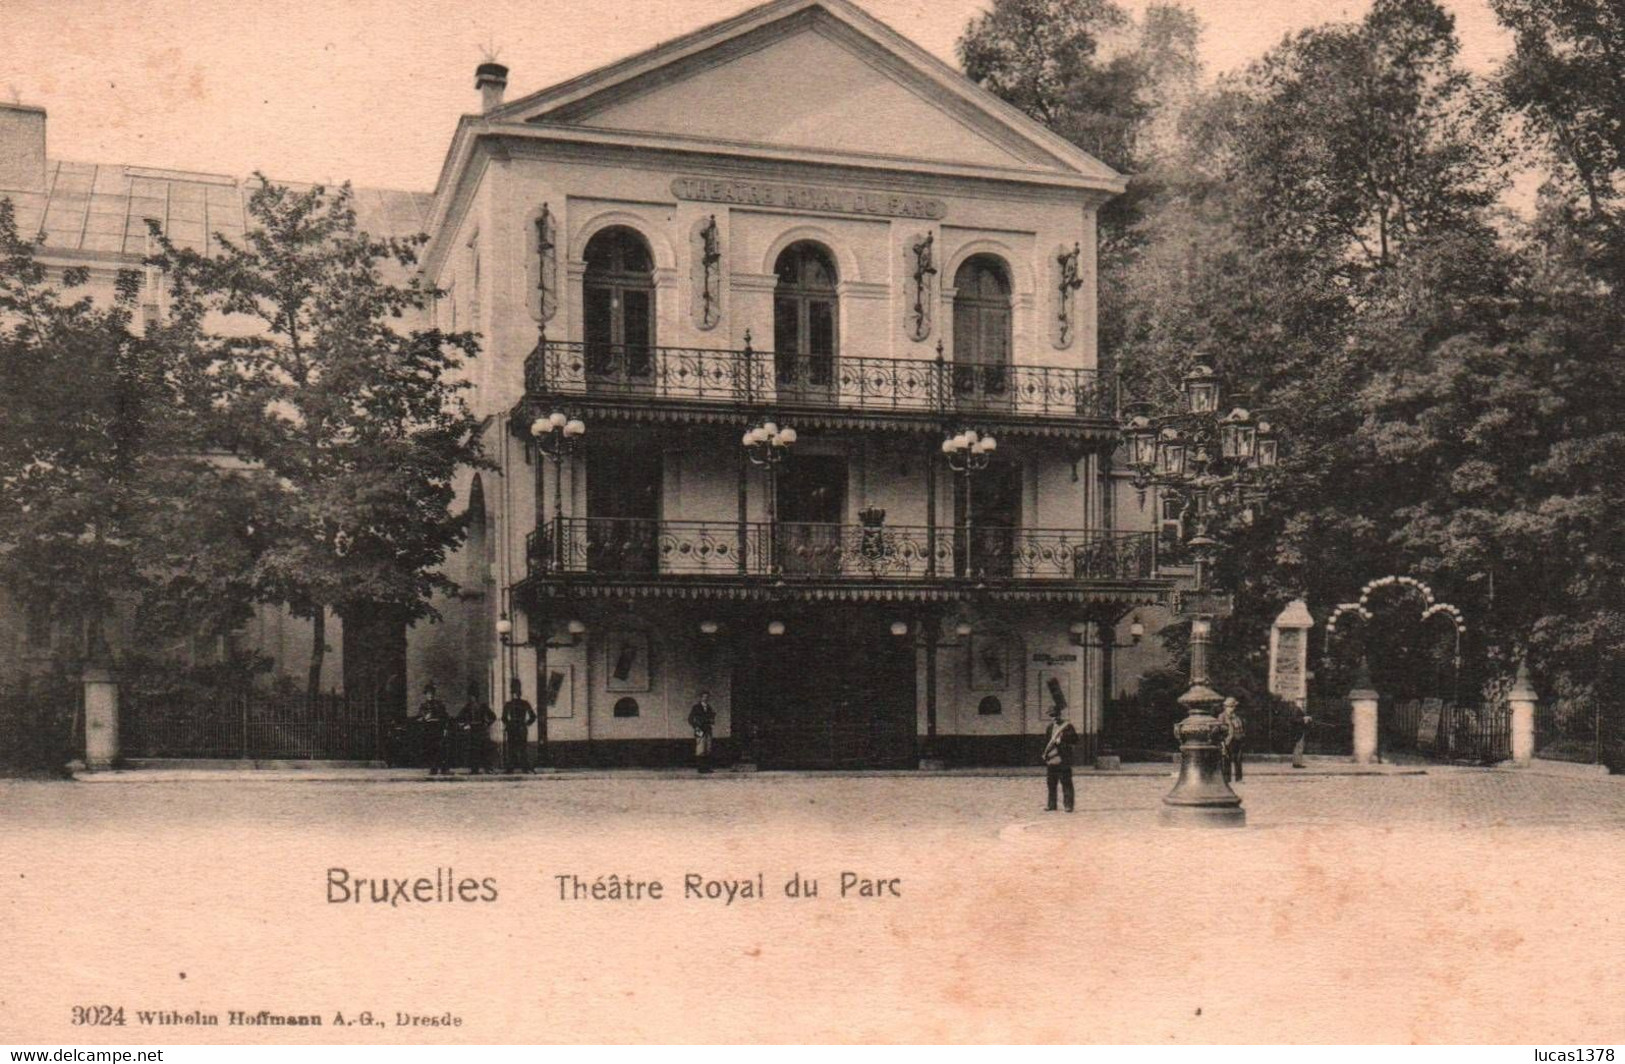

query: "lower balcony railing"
left=525, top=518, right=1156, bottom=583
left=523, top=340, right=1114, bottom=419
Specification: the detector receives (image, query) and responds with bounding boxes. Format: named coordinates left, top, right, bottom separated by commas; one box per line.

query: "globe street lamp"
left=743, top=419, right=796, bottom=572
left=1119, top=364, right=1281, bottom=826
left=942, top=428, right=997, bottom=578
left=531, top=410, right=586, bottom=569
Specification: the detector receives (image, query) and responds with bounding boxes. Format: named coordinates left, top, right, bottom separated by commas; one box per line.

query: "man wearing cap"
left=687, top=690, right=717, bottom=775
left=1041, top=701, right=1079, bottom=812
left=1218, top=696, right=1245, bottom=784
left=418, top=683, right=451, bottom=777
left=501, top=678, right=537, bottom=774
left=461, top=683, right=498, bottom=775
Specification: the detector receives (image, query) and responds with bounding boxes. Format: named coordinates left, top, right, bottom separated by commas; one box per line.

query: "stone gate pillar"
left=1509, top=661, right=1537, bottom=768
left=1349, top=659, right=1379, bottom=766
left=82, top=664, right=120, bottom=770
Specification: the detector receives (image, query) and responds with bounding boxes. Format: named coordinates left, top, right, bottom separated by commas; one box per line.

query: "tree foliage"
left=151, top=179, right=487, bottom=700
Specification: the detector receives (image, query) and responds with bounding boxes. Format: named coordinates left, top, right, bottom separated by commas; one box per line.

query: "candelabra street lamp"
left=942, top=428, right=997, bottom=578
left=1119, top=364, right=1282, bottom=827
left=531, top=409, right=586, bottom=569
left=743, top=419, right=796, bottom=573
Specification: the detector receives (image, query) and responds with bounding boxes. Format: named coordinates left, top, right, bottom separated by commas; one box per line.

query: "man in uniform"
left=687, top=690, right=717, bottom=775
left=1218, top=696, right=1245, bottom=784
left=501, top=678, right=537, bottom=774
left=418, top=682, right=451, bottom=777
left=461, top=684, right=497, bottom=775
left=1041, top=698, right=1079, bottom=812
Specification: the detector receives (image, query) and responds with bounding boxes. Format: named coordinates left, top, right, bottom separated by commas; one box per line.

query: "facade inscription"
left=672, top=177, right=946, bottom=219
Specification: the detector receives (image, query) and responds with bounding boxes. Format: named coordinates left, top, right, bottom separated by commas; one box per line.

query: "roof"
left=2, top=159, right=432, bottom=261
left=486, top=0, right=1124, bottom=187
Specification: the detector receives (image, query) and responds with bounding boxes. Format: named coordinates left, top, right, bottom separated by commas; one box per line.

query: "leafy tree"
left=150, top=179, right=487, bottom=704
left=0, top=199, right=233, bottom=666
left=1493, top=0, right=1625, bottom=281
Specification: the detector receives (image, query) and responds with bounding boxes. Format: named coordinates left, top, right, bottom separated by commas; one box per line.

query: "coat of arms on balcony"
left=1053, top=241, right=1085, bottom=349
left=904, top=231, right=937, bottom=342
left=690, top=214, right=724, bottom=331
left=533, top=203, right=558, bottom=325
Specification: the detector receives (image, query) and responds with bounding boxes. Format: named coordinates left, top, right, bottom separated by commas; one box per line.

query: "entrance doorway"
left=585, top=444, right=660, bottom=575
left=776, top=454, right=846, bottom=576
left=733, top=617, right=916, bottom=768
left=955, top=458, right=1021, bottom=578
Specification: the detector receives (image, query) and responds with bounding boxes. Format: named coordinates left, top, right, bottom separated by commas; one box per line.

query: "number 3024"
left=71, top=1005, right=126, bottom=1025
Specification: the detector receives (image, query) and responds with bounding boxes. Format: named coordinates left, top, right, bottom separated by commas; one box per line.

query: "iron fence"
left=122, top=690, right=383, bottom=761
left=1536, top=701, right=1623, bottom=769
left=524, top=340, right=1115, bottom=418
left=0, top=678, right=79, bottom=772
left=1386, top=698, right=1512, bottom=764
left=527, top=517, right=1157, bottom=583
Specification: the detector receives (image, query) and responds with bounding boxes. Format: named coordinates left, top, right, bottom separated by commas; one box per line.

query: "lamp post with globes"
left=941, top=428, right=997, bottom=578
left=530, top=410, right=586, bottom=570
left=742, top=419, right=797, bottom=570
left=1119, top=364, right=1281, bottom=826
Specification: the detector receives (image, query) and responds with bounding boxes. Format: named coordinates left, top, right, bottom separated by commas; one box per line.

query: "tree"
left=151, top=179, right=487, bottom=704
left=1493, top=0, right=1625, bottom=282
left=0, top=198, right=230, bottom=667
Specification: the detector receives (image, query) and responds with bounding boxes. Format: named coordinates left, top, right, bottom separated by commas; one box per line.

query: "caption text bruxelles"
left=324, top=868, right=901, bottom=906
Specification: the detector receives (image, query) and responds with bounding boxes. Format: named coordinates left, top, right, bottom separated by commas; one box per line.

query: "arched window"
left=952, top=255, right=1013, bottom=408
left=773, top=242, right=838, bottom=397
left=583, top=226, right=656, bottom=390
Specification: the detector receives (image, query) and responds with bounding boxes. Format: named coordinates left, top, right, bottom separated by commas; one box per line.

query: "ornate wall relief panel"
left=689, top=213, right=724, bottom=331
left=1052, top=241, right=1084, bottom=349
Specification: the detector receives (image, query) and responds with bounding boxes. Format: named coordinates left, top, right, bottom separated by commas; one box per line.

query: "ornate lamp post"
left=530, top=409, right=586, bottom=569
left=941, top=428, right=997, bottom=578
left=1119, top=364, right=1281, bottom=826
left=742, top=418, right=796, bottom=515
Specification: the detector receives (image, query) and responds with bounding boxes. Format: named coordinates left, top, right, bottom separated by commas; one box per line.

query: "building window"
left=952, top=255, right=1012, bottom=407
left=583, top=226, right=656, bottom=388
left=978, top=695, right=1003, bottom=716
left=773, top=241, right=838, bottom=396
left=612, top=696, right=640, bottom=718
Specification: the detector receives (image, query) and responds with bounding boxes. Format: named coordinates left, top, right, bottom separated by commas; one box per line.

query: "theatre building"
left=423, top=0, right=1173, bottom=768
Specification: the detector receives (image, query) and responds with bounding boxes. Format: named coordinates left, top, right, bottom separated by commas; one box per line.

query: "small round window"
left=613, top=697, right=640, bottom=718
left=978, top=695, right=1003, bottom=716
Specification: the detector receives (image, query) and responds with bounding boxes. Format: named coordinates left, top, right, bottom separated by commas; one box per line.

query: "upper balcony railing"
left=525, top=517, right=1157, bottom=584
left=523, top=340, right=1115, bottom=420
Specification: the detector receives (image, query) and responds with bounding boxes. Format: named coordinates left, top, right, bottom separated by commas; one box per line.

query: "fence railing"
left=526, top=517, right=1157, bottom=583
left=122, top=690, right=383, bottom=761
left=1536, top=702, right=1623, bottom=769
left=0, top=679, right=80, bottom=772
left=523, top=340, right=1115, bottom=419
left=1385, top=698, right=1512, bottom=764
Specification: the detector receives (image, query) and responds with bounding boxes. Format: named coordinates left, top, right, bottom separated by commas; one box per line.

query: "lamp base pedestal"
left=1161, top=681, right=1245, bottom=828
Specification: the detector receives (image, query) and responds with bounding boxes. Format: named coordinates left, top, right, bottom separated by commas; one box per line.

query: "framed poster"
left=604, top=630, right=651, bottom=692
left=969, top=633, right=1011, bottom=691
left=544, top=664, right=573, bottom=720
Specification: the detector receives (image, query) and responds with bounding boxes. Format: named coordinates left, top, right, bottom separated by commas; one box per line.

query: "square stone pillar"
left=82, top=665, right=120, bottom=770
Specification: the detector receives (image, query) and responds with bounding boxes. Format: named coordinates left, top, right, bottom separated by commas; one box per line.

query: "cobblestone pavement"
left=4, top=770, right=1624, bottom=1043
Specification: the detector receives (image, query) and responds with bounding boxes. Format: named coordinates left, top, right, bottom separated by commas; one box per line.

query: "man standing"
left=1292, top=702, right=1313, bottom=768
left=462, top=684, right=497, bottom=775
left=501, top=679, right=537, bottom=774
left=1041, top=702, right=1078, bottom=812
left=1218, top=697, right=1245, bottom=784
left=418, top=683, right=450, bottom=777
left=687, top=690, right=716, bottom=775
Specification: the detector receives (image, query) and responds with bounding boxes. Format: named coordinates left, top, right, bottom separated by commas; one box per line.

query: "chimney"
left=0, top=103, right=47, bottom=192
left=475, top=62, right=509, bottom=113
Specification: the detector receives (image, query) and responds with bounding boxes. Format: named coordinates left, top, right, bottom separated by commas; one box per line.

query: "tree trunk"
left=308, top=608, right=326, bottom=704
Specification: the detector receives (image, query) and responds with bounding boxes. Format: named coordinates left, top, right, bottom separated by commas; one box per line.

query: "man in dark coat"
left=418, top=682, right=451, bottom=777
left=501, top=678, right=537, bottom=774
left=461, top=684, right=498, bottom=775
left=1041, top=701, right=1079, bottom=812
left=687, top=690, right=716, bottom=775
left=1218, top=697, right=1245, bottom=784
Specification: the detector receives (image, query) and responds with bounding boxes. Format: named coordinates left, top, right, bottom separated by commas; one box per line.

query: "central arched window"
left=773, top=242, right=838, bottom=397
left=583, top=226, right=655, bottom=390
left=952, top=255, right=1013, bottom=408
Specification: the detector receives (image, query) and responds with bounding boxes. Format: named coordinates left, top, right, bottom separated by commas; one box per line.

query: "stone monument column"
left=1349, top=658, right=1379, bottom=766
left=82, top=663, right=120, bottom=771
left=1508, top=661, right=1537, bottom=768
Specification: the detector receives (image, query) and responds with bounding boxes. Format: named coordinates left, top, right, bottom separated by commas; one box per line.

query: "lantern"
left=1156, top=428, right=1187, bottom=478
left=1182, top=364, right=1220, bottom=414
left=1125, top=415, right=1158, bottom=471
left=1254, top=421, right=1279, bottom=468
left=1218, top=408, right=1257, bottom=462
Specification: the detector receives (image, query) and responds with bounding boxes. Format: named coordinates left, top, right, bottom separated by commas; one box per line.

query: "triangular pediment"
left=492, top=0, right=1122, bottom=183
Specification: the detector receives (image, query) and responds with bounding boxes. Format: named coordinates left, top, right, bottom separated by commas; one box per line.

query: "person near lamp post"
left=501, top=678, right=537, bottom=774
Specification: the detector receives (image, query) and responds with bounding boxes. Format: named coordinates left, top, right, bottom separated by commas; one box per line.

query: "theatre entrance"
left=733, top=618, right=917, bottom=769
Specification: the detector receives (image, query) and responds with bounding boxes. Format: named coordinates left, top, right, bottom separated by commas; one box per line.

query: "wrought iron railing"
left=523, top=340, right=1114, bottom=418
left=122, top=691, right=383, bottom=761
left=527, top=517, right=1156, bottom=583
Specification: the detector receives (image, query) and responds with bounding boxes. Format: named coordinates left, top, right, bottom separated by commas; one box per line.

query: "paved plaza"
left=5, top=767, right=1624, bottom=1043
